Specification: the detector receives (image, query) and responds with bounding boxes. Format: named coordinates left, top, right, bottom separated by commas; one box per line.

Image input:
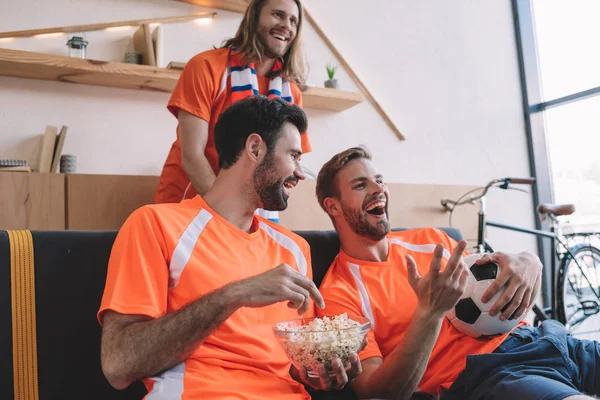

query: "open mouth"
left=282, top=178, right=297, bottom=196
left=365, top=200, right=386, bottom=216
left=270, top=29, right=289, bottom=43
left=283, top=180, right=296, bottom=190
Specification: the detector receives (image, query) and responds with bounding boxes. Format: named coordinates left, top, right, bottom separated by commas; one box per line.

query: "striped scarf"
left=229, top=50, right=294, bottom=105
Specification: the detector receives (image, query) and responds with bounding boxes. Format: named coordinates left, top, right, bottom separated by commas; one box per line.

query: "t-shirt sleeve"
left=291, top=83, right=312, bottom=154
left=318, top=269, right=382, bottom=362
left=97, top=207, right=170, bottom=325
left=167, top=53, right=219, bottom=122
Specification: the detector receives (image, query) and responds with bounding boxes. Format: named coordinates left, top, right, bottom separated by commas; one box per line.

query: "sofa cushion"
left=0, top=230, right=146, bottom=400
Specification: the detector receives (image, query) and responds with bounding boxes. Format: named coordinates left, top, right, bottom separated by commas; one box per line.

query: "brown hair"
left=221, top=0, right=307, bottom=84
left=316, top=146, right=372, bottom=212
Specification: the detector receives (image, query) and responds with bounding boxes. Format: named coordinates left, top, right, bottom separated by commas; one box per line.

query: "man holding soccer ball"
left=315, top=146, right=600, bottom=400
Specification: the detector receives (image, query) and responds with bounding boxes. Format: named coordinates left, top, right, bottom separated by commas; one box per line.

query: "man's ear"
left=323, top=197, right=341, bottom=217
left=245, top=133, right=264, bottom=162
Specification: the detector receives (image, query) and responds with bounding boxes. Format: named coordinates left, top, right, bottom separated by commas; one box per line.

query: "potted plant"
left=324, top=63, right=339, bottom=89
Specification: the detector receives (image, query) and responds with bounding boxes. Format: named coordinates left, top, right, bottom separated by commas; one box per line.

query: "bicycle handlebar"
left=506, top=177, right=536, bottom=185
left=440, top=177, right=536, bottom=211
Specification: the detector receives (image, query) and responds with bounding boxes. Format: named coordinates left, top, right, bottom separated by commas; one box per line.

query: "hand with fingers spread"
left=230, top=263, right=325, bottom=315
left=291, top=352, right=363, bottom=391
left=405, top=240, right=470, bottom=317
left=477, top=251, right=542, bottom=321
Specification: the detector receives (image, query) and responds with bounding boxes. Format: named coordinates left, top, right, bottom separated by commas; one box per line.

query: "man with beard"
left=155, top=0, right=312, bottom=208
left=98, top=97, right=361, bottom=399
left=313, top=147, right=600, bottom=400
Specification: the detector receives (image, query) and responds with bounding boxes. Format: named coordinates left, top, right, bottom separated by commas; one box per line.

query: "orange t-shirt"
left=317, top=228, right=513, bottom=396
left=155, top=48, right=312, bottom=204
left=98, top=196, right=314, bottom=399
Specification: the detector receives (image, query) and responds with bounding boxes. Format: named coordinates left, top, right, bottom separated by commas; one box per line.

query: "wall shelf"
left=0, top=13, right=216, bottom=39
left=174, top=0, right=249, bottom=13
left=0, top=48, right=363, bottom=112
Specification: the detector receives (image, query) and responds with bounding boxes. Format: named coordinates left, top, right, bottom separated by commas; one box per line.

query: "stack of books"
left=0, top=125, right=68, bottom=174
left=0, top=159, right=31, bottom=172
left=37, top=125, right=68, bottom=173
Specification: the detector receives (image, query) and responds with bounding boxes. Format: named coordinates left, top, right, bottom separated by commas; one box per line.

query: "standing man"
left=99, top=98, right=360, bottom=399
left=155, top=0, right=311, bottom=207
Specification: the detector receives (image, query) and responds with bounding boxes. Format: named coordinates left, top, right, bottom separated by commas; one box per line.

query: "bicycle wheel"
left=557, top=243, right=600, bottom=339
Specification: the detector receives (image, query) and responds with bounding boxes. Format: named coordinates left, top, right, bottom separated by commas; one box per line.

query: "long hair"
left=221, top=0, right=307, bottom=84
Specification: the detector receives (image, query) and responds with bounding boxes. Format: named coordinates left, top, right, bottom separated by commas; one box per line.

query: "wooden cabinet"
left=0, top=172, right=65, bottom=230
left=66, top=174, right=158, bottom=230
left=0, top=172, right=158, bottom=231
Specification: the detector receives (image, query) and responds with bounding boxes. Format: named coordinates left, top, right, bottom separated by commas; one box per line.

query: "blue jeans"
left=441, top=320, right=600, bottom=400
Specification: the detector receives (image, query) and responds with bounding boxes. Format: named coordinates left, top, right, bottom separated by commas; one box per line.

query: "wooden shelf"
left=300, top=85, right=363, bottom=112
left=0, top=48, right=363, bottom=111
left=175, top=0, right=249, bottom=13
left=0, top=13, right=216, bottom=39
left=0, top=48, right=179, bottom=92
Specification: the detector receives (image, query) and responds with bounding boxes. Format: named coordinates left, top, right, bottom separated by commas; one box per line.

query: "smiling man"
left=99, top=98, right=361, bottom=399
left=155, top=0, right=312, bottom=205
left=310, top=147, right=600, bottom=400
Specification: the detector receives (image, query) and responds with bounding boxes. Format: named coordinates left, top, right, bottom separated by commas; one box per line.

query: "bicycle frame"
left=443, top=177, right=600, bottom=332
left=477, top=214, right=557, bottom=319
left=481, top=206, right=600, bottom=330
left=475, top=196, right=558, bottom=318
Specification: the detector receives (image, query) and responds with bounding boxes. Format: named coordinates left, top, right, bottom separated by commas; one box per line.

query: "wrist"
left=220, top=281, right=245, bottom=313
left=414, top=305, right=447, bottom=322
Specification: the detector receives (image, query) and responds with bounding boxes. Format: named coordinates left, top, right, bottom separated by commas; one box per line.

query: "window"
left=513, top=0, right=600, bottom=308
left=545, top=95, right=600, bottom=224
left=533, top=0, right=600, bottom=100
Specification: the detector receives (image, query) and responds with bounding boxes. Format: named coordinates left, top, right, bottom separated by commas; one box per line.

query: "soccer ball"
left=446, top=253, right=523, bottom=338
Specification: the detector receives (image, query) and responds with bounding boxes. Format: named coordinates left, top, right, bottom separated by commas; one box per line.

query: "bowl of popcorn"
left=273, top=313, right=370, bottom=378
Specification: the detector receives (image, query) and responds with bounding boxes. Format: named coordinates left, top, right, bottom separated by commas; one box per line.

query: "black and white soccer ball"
left=446, top=253, right=523, bottom=338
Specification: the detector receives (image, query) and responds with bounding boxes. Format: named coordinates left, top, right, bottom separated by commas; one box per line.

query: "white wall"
left=0, top=0, right=537, bottom=254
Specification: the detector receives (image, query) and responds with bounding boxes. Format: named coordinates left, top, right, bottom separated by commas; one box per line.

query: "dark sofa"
left=0, top=228, right=461, bottom=400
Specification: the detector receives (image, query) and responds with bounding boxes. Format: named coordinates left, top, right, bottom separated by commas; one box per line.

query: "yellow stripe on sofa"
left=8, top=230, right=39, bottom=400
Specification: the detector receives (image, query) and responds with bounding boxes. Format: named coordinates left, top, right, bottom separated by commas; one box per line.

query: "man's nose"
left=294, top=165, right=306, bottom=181
left=369, top=181, right=383, bottom=195
left=279, top=18, right=292, bottom=32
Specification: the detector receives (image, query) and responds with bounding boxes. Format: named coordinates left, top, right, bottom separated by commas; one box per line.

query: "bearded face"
left=330, top=158, right=391, bottom=241
left=251, top=121, right=303, bottom=211
left=340, top=192, right=390, bottom=241
left=256, top=0, right=299, bottom=59
left=253, top=150, right=298, bottom=211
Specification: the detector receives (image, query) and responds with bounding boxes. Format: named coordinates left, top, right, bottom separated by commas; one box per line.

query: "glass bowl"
left=273, top=315, right=370, bottom=378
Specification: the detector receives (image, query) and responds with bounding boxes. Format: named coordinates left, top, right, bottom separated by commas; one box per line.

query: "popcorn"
left=274, top=314, right=368, bottom=375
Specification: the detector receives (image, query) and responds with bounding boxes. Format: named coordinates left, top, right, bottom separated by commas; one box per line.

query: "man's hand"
left=229, top=264, right=325, bottom=315
left=405, top=241, right=470, bottom=317
left=290, top=353, right=362, bottom=391
left=478, top=251, right=542, bottom=321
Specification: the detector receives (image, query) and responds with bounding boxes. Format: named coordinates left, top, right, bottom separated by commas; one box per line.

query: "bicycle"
left=440, top=177, right=600, bottom=339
